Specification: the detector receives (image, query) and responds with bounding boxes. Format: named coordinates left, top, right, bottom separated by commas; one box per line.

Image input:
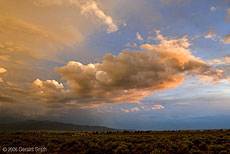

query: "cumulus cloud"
left=1, top=31, right=224, bottom=108
left=32, top=79, right=68, bottom=107
left=136, top=32, right=143, bottom=41
left=0, top=67, right=7, bottom=73
left=44, top=31, right=223, bottom=107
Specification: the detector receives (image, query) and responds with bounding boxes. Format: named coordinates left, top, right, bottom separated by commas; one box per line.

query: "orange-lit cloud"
left=81, top=0, right=118, bottom=33
left=207, top=57, right=230, bottom=65
left=151, top=105, right=164, bottom=110
left=120, top=108, right=129, bottom=113
left=0, top=31, right=224, bottom=108
left=125, top=43, right=137, bottom=48
left=0, top=68, right=7, bottom=73
left=36, top=31, right=222, bottom=107
left=0, top=0, right=120, bottom=92
left=136, top=32, right=143, bottom=41
left=121, top=107, right=140, bottom=113
left=204, top=27, right=218, bottom=41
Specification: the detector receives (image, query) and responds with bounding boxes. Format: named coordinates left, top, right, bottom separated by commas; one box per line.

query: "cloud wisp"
left=33, top=0, right=118, bottom=33
left=81, top=1, right=118, bottom=33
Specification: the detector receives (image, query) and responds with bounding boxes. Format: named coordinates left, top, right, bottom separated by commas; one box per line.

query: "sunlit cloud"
left=120, top=108, right=129, bottom=113
left=221, top=34, right=230, bottom=44
left=136, top=32, right=144, bottom=41
left=0, top=67, right=7, bottom=73
left=207, top=57, right=230, bottom=65
left=37, top=31, right=223, bottom=108
left=81, top=1, right=118, bottom=33
left=130, top=107, right=140, bottom=112
left=0, top=30, right=225, bottom=109
left=6, top=82, right=18, bottom=87
left=0, top=0, right=230, bottom=129
left=204, top=27, right=218, bottom=41
left=125, top=43, right=137, bottom=48
left=151, top=105, right=164, bottom=110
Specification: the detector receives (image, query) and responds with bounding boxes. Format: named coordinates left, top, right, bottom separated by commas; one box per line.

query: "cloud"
left=120, top=107, right=140, bottom=113
left=0, top=16, right=83, bottom=47
left=81, top=1, right=118, bottom=33
left=120, top=108, right=129, bottom=113
left=32, top=79, right=69, bottom=107
left=136, top=32, right=143, bottom=41
left=49, top=31, right=223, bottom=107
left=207, top=57, right=230, bottom=65
left=221, top=34, right=230, bottom=44
left=204, top=27, right=218, bottom=41
left=32, top=0, right=69, bottom=6
left=130, top=107, right=140, bottom=112
left=210, top=6, right=216, bottom=12
left=216, top=64, right=230, bottom=80
left=208, top=59, right=223, bottom=65
left=1, top=30, right=225, bottom=109
left=151, top=105, right=164, bottom=110
left=120, top=105, right=163, bottom=113
left=120, top=107, right=139, bottom=113
left=0, top=94, right=16, bottom=103
left=226, top=8, right=230, bottom=22
left=125, top=43, right=137, bottom=48
left=0, top=67, right=7, bottom=73
left=31, top=0, right=118, bottom=33
left=224, top=57, right=230, bottom=63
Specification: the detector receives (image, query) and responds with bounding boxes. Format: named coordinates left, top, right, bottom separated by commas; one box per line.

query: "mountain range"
left=0, top=120, right=119, bottom=131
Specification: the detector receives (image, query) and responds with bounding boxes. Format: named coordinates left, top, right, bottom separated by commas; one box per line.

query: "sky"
left=1, top=0, right=230, bottom=130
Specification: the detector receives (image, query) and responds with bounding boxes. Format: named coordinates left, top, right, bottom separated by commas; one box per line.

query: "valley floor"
left=0, top=130, right=230, bottom=154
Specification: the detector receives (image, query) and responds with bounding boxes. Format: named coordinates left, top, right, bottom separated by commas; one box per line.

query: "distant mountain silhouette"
left=0, top=120, right=119, bottom=131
